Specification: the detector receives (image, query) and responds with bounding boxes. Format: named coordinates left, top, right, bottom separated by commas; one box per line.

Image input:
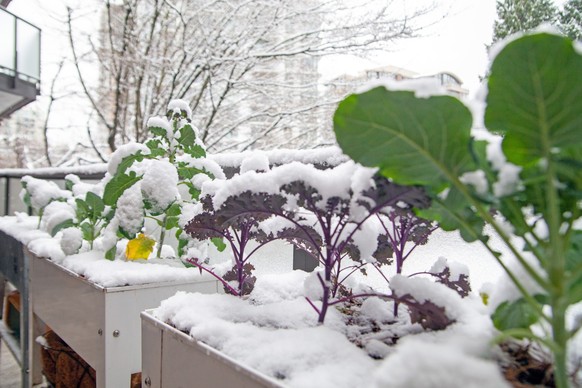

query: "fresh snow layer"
left=0, top=215, right=213, bottom=287
left=154, top=271, right=506, bottom=388
left=209, top=146, right=347, bottom=168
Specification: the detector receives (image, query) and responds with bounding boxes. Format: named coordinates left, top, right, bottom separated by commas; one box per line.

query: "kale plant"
left=184, top=192, right=287, bottom=296
left=334, top=33, right=582, bottom=388
left=185, top=162, right=431, bottom=323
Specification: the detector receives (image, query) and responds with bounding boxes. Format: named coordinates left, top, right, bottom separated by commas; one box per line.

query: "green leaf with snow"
left=116, top=151, right=147, bottom=175
left=334, top=87, right=475, bottom=190
left=492, top=297, right=541, bottom=331
left=417, top=188, right=486, bottom=243
left=485, top=33, right=582, bottom=167
left=103, top=171, right=142, bottom=207
left=184, top=144, right=206, bottom=159
left=178, top=124, right=196, bottom=148
left=149, top=126, right=168, bottom=139
left=51, top=219, right=76, bottom=237
left=146, top=139, right=166, bottom=158
left=75, top=198, right=90, bottom=220
left=85, top=192, right=105, bottom=220
left=177, top=165, right=210, bottom=180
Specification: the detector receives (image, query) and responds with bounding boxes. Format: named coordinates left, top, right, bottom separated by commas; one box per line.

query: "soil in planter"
left=499, top=341, right=556, bottom=387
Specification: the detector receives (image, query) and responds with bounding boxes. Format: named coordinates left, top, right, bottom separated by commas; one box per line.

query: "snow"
left=20, top=175, right=71, bottom=209
left=459, top=170, right=488, bottom=196
left=209, top=146, right=347, bottom=169
left=373, top=340, right=509, bottom=388
left=0, top=215, right=213, bottom=287
left=167, top=99, right=193, bottom=120
left=140, top=159, right=179, bottom=212
left=153, top=268, right=505, bottom=388
left=65, top=174, right=99, bottom=197
left=41, top=200, right=75, bottom=234
left=115, top=183, right=144, bottom=236
left=60, top=227, right=83, bottom=256
left=176, top=154, right=226, bottom=180
left=359, top=77, right=449, bottom=99
left=240, top=151, right=270, bottom=173
left=107, top=142, right=150, bottom=175
left=147, top=116, right=172, bottom=138
left=430, top=257, right=469, bottom=282
left=203, top=161, right=375, bottom=211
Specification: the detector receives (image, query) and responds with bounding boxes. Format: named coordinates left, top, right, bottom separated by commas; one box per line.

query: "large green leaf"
left=492, top=297, right=542, bottom=331
left=485, top=33, right=582, bottom=167
left=103, top=172, right=142, bottom=207
left=418, top=187, right=486, bottom=243
left=116, top=152, right=147, bottom=175
left=334, top=87, right=475, bottom=189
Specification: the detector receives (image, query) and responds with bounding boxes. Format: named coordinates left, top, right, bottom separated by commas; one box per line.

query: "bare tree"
left=66, top=0, right=437, bottom=153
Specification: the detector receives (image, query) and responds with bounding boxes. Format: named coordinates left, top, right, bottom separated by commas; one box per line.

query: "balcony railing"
left=0, top=6, right=41, bottom=117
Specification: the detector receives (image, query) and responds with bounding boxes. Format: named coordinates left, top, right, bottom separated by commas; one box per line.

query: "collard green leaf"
left=177, top=165, right=210, bottom=180
left=80, top=222, right=94, bottom=242
left=75, top=198, right=90, bottom=221
left=486, top=33, right=582, bottom=167
left=334, top=87, right=475, bottom=190
left=492, top=297, right=541, bottom=331
left=184, top=144, right=206, bottom=159
left=116, top=151, right=147, bottom=175
left=103, top=172, right=142, bottom=206
left=146, top=139, right=166, bottom=158
left=149, top=126, right=168, bottom=139
left=85, top=191, right=105, bottom=221
left=178, top=124, right=196, bottom=148
left=51, top=219, right=76, bottom=237
left=417, top=187, right=486, bottom=243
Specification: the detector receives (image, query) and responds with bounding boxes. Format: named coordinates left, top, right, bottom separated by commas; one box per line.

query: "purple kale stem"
left=304, top=297, right=321, bottom=315
left=237, top=226, right=250, bottom=295
left=318, top=270, right=331, bottom=324
left=185, top=258, right=240, bottom=296
left=337, top=262, right=368, bottom=287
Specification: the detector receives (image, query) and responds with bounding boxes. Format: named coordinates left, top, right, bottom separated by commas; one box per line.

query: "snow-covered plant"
left=186, top=162, right=431, bottom=323
left=184, top=193, right=284, bottom=296
left=20, top=176, right=72, bottom=228
left=54, top=190, right=110, bottom=251
left=102, top=100, right=224, bottom=260
left=334, top=33, right=582, bottom=388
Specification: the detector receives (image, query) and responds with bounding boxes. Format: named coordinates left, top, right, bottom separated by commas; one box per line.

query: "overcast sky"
left=319, top=0, right=497, bottom=97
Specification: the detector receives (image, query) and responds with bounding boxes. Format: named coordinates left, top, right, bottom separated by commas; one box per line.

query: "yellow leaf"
left=126, top=233, right=155, bottom=261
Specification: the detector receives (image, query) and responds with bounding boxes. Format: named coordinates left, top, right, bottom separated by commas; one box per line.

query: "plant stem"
left=551, top=301, right=569, bottom=388
left=156, top=213, right=167, bottom=258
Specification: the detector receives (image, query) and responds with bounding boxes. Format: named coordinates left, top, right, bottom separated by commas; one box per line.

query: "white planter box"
left=29, top=251, right=221, bottom=388
left=141, top=310, right=282, bottom=388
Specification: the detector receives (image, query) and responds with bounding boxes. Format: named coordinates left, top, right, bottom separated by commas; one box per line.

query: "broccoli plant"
left=20, top=175, right=71, bottom=228
left=334, top=33, right=582, bottom=388
left=102, top=100, right=223, bottom=260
